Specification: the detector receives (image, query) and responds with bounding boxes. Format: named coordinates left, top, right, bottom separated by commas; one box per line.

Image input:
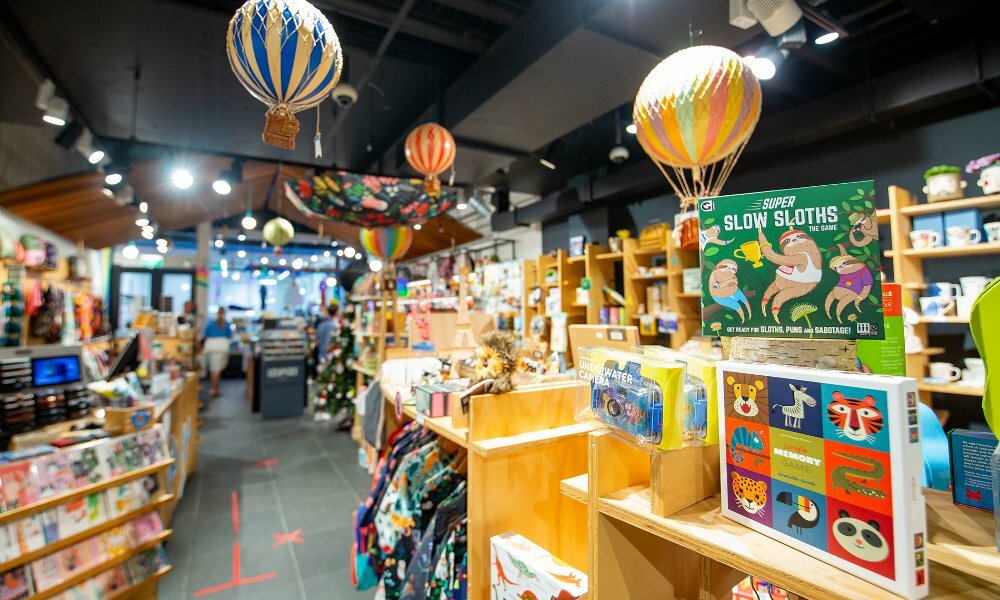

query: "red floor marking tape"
left=272, top=529, right=304, bottom=547
left=191, top=490, right=278, bottom=598
left=253, top=458, right=278, bottom=468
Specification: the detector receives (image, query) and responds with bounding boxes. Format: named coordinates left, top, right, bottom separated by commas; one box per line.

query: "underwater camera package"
left=635, top=346, right=719, bottom=446
left=576, top=347, right=685, bottom=451
left=718, top=360, right=927, bottom=598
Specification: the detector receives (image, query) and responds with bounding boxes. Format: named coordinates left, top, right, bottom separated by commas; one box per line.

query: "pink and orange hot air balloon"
left=633, top=45, right=761, bottom=206
left=359, top=226, right=413, bottom=263
left=404, top=123, right=456, bottom=196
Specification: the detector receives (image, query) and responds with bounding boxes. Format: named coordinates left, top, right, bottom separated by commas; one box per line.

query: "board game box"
left=717, top=361, right=926, bottom=598
left=698, top=181, right=884, bottom=340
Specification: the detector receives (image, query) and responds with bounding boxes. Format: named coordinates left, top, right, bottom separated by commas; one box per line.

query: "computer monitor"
left=106, top=332, right=142, bottom=380
left=31, top=355, right=82, bottom=388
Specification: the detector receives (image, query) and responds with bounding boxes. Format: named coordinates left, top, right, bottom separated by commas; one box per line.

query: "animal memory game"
left=717, top=361, right=927, bottom=599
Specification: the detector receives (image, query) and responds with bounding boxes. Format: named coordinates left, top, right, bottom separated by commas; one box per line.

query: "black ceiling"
left=1, top=0, right=998, bottom=201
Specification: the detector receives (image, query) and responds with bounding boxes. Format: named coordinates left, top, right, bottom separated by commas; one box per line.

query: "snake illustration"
left=831, top=452, right=886, bottom=498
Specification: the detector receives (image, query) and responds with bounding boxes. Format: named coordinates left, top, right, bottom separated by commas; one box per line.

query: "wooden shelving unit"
left=582, top=244, right=622, bottom=325
left=563, top=430, right=1000, bottom=599
left=884, top=185, right=995, bottom=406
left=106, top=564, right=172, bottom=600
left=522, top=250, right=587, bottom=363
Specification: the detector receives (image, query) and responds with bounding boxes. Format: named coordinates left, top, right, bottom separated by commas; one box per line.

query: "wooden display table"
left=563, top=431, right=1000, bottom=599
left=154, top=372, right=200, bottom=526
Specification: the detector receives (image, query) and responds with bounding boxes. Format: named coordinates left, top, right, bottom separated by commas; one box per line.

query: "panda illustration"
left=832, top=509, right=889, bottom=562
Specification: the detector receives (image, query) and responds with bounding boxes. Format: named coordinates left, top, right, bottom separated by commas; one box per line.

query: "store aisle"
left=159, top=380, right=372, bottom=600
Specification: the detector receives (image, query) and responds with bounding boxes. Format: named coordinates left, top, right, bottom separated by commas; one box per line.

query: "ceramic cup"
left=919, top=296, right=956, bottom=316
left=957, top=295, right=976, bottom=319
left=909, top=229, right=941, bottom=249
left=962, top=369, right=985, bottom=387
left=928, top=282, right=962, bottom=298
left=985, top=222, right=1000, bottom=243
left=682, top=268, right=701, bottom=294
left=960, top=276, right=991, bottom=299
left=929, top=362, right=962, bottom=382
left=966, top=357, right=985, bottom=375
left=946, top=226, right=982, bottom=246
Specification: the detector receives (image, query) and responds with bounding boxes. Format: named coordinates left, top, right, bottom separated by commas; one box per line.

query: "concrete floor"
left=159, top=379, right=372, bottom=599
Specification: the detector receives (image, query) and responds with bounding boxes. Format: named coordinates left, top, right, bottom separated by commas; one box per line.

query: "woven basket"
left=263, top=108, right=300, bottom=150
left=422, top=175, right=442, bottom=196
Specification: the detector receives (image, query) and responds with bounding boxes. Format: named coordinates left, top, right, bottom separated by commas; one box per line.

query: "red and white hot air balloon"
left=404, top=122, right=456, bottom=196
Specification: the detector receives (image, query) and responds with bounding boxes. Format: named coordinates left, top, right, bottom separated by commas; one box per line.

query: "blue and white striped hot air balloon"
left=226, top=0, right=343, bottom=150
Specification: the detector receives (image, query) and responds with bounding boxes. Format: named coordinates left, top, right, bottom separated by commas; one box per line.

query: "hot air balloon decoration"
left=359, top=226, right=413, bottom=263
left=226, top=0, right=344, bottom=150
left=404, top=123, right=456, bottom=196
left=633, top=45, right=761, bottom=207
left=263, top=216, right=295, bottom=251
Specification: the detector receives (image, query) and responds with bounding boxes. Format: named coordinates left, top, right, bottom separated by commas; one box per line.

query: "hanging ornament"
left=633, top=45, right=761, bottom=208
left=263, top=217, right=295, bottom=251
left=359, top=226, right=413, bottom=262
left=404, top=123, right=456, bottom=196
left=226, top=0, right=344, bottom=150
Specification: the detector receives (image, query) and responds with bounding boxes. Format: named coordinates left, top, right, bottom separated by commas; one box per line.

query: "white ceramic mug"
left=962, top=369, right=985, bottom=387
left=929, top=282, right=962, bottom=298
left=960, top=276, right=991, bottom=298
left=909, top=229, right=941, bottom=249
left=985, top=222, right=1000, bottom=243
left=966, top=357, right=985, bottom=375
left=946, top=226, right=982, bottom=246
left=957, top=295, right=976, bottom=319
left=929, top=362, right=962, bottom=381
left=919, top=296, right=956, bottom=316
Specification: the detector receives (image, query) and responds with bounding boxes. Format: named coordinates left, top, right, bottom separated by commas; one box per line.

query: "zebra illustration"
left=772, top=384, right=817, bottom=429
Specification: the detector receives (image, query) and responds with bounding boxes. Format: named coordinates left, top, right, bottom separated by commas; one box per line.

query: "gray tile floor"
left=159, top=379, right=372, bottom=599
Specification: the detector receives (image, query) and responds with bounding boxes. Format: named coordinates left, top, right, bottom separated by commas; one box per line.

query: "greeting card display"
left=698, top=182, right=884, bottom=339
left=718, top=361, right=926, bottom=598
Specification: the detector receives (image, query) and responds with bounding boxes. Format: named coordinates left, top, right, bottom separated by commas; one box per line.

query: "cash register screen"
left=32, top=356, right=82, bottom=387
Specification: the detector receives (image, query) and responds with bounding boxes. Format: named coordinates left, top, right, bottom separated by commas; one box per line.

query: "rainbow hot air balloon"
left=226, top=0, right=344, bottom=150
left=633, top=45, right=761, bottom=205
left=404, top=123, right=456, bottom=196
left=359, top=226, right=413, bottom=262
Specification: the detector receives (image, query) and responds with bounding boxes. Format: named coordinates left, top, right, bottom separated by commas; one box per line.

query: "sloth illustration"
left=759, top=228, right=824, bottom=324
left=849, top=211, right=877, bottom=248
left=709, top=259, right=752, bottom=322
left=825, top=245, right=874, bottom=323
left=700, top=225, right=735, bottom=250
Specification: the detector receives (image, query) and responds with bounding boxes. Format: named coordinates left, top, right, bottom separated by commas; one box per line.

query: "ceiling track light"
left=539, top=141, right=560, bottom=170
left=172, top=169, right=193, bottom=189
left=815, top=31, right=839, bottom=45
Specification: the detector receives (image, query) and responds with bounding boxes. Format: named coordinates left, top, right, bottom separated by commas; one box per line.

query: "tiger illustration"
left=732, top=471, right=767, bottom=515
left=827, top=391, right=883, bottom=443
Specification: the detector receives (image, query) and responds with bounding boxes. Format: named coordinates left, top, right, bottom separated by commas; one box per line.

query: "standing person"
left=202, top=307, right=232, bottom=398
left=314, top=303, right=338, bottom=359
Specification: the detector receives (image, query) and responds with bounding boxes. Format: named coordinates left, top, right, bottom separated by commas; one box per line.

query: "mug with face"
left=909, top=229, right=941, bottom=249
left=985, top=222, right=1000, bottom=243
left=928, top=282, right=962, bottom=298
left=946, top=226, right=982, bottom=247
left=960, top=276, right=991, bottom=298
left=919, top=296, right=956, bottom=317
left=928, top=362, right=962, bottom=382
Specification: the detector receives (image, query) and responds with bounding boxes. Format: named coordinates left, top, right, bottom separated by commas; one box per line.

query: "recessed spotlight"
left=214, top=239, right=224, bottom=248
left=291, top=258, right=304, bottom=269
left=413, top=223, right=422, bottom=230
left=135, top=218, right=149, bottom=227
left=242, top=213, right=257, bottom=230
left=260, top=257, right=269, bottom=265
left=625, top=123, right=637, bottom=135
left=101, top=188, right=115, bottom=199
left=172, top=169, right=194, bottom=189
left=237, top=250, right=246, bottom=258
left=355, top=254, right=362, bottom=260
left=456, top=202, right=468, bottom=210
left=815, top=31, right=839, bottom=45
left=745, top=55, right=776, bottom=80
left=105, top=173, right=123, bottom=186
left=156, top=238, right=167, bottom=246
left=88, top=150, right=105, bottom=165
left=212, top=179, right=232, bottom=195
left=310, top=255, right=318, bottom=262
left=232, top=271, right=241, bottom=281
left=336, top=249, right=344, bottom=256
left=122, top=243, right=139, bottom=259
left=237, top=233, right=246, bottom=242
left=279, top=258, right=287, bottom=266
left=139, top=201, right=148, bottom=213
left=157, top=244, right=168, bottom=254
left=141, top=230, right=154, bottom=240
left=326, top=277, right=337, bottom=286
left=539, top=158, right=556, bottom=170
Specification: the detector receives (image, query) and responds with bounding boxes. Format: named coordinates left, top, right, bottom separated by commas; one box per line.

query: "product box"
left=490, top=532, right=587, bottom=600
left=698, top=181, right=884, bottom=339
left=857, top=284, right=905, bottom=376
left=68, top=447, right=110, bottom=487
left=0, top=565, right=33, bottom=600
left=414, top=382, right=464, bottom=418
left=569, top=235, right=585, bottom=257
left=635, top=346, right=719, bottom=445
left=718, top=361, right=926, bottom=599
left=942, top=208, right=984, bottom=244
left=576, top=347, right=685, bottom=451
left=949, top=429, right=997, bottom=511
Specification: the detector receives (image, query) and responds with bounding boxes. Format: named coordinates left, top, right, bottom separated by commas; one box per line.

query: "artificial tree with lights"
left=312, top=301, right=355, bottom=426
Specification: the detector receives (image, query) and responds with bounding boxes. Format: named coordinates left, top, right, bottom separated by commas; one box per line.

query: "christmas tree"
left=313, top=314, right=356, bottom=426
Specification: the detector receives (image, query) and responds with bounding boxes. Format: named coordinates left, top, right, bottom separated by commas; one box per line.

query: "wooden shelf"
left=596, top=251, right=623, bottom=261
left=875, top=208, right=891, bottom=224
left=903, top=282, right=927, bottom=290
left=106, top=564, right=172, bottom=600
left=0, top=493, right=174, bottom=574
left=918, top=316, right=969, bottom=324
left=629, top=272, right=670, bottom=281
left=886, top=241, right=1000, bottom=258
left=924, top=488, right=1000, bottom=587
left=354, top=331, right=385, bottom=337
left=918, top=381, right=983, bottom=396
left=572, top=302, right=588, bottom=307
left=401, top=405, right=469, bottom=449
left=634, top=246, right=668, bottom=256
left=0, top=459, right=175, bottom=526
left=567, top=255, right=586, bottom=264
left=560, top=474, right=588, bottom=504
left=900, top=192, right=1000, bottom=216
left=913, top=347, right=946, bottom=356
left=30, top=530, right=172, bottom=600
left=677, top=292, right=701, bottom=299
left=470, top=422, right=593, bottom=458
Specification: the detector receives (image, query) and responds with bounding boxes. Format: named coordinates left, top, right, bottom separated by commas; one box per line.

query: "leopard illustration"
left=732, top=471, right=768, bottom=516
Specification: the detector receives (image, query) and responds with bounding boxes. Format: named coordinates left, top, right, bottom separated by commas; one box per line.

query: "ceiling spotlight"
left=42, top=97, right=69, bottom=127
left=54, top=122, right=84, bottom=150
left=122, top=242, right=139, bottom=260
left=815, top=31, right=839, bottom=45
left=242, top=213, right=257, bottom=230
left=212, top=178, right=232, bottom=195
left=214, top=239, right=224, bottom=248
left=157, top=244, right=168, bottom=254
left=279, top=258, right=287, bottom=266
left=172, top=169, right=194, bottom=189
left=310, top=255, right=318, bottom=262
left=336, top=249, right=344, bottom=256
left=343, top=246, right=356, bottom=258
left=323, top=250, right=330, bottom=257
left=141, top=230, right=154, bottom=240
left=744, top=55, right=777, bottom=80
left=330, top=241, right=338, bottom=247
left=539, top=158, right=556, bottom=170
left=456, top=202, right=468, bottom=210
left=625, top=123, right=637, bottom=135
left=413, top=223, right=422, bottom=230
left=88, top=149, right=105, bottom=165
left=101, top=188, right=115, bottom=199
left=325, top=277, right=337, bottom=287
left=232, top=271, right=241, bottom=281
left=156, top=238, right=167, bottom=246
left=237, top=250, right=246, bottom=258
left=539, top=141, right=560, bottom=170
left=139, top=201, right=148, bottom=213
left=237, top=233, right=246, bottom=241
left=291, top=258, right=304, bottom=269
left=355, top=254, right=362, bottom=261
left=135, top=218, right=149, bottom=227
left=260, top=257, right=269, bottom=265
left=369, top=259, right=383, bottom=272
left=105, top=173, right=123, bottom=186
